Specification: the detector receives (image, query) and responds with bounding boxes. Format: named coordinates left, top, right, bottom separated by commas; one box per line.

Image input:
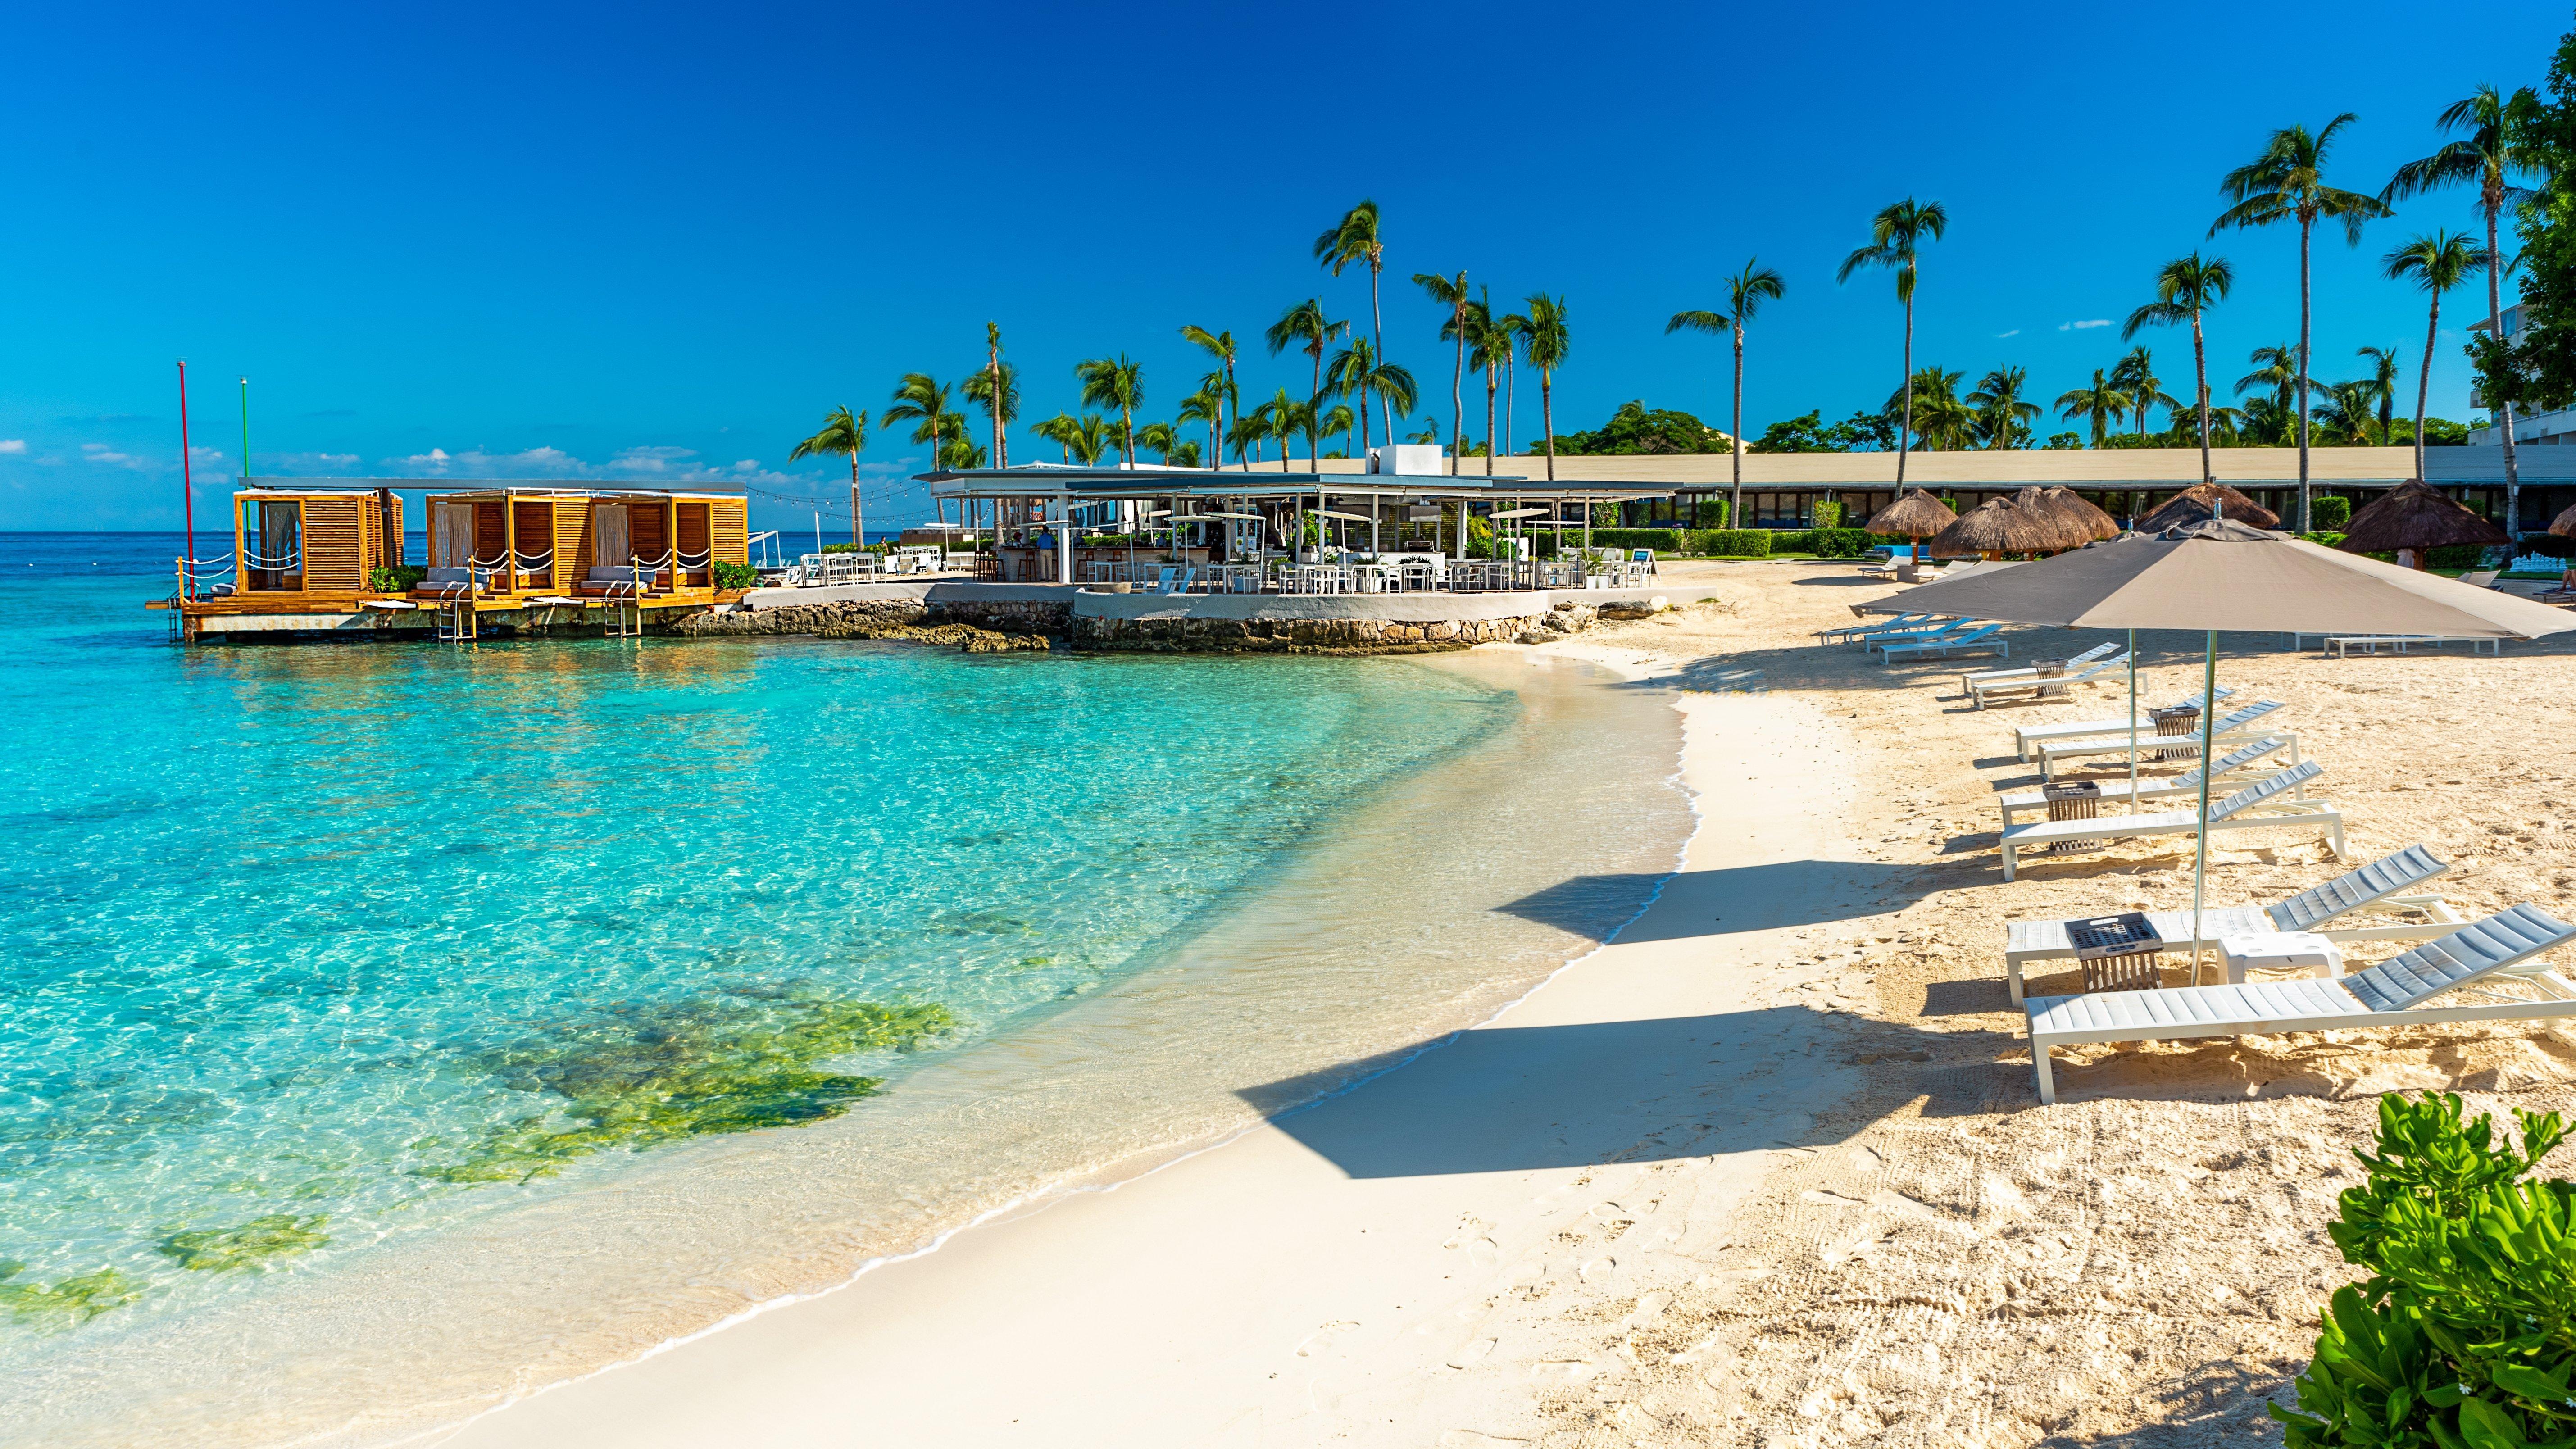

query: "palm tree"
left=1324, top=339, right=1378, bottom=456
left=1074, top=354, right=1145, bottom=466
left=2121, top=253, right=2235, bottom=484
left=2055, top=370, right=2134, bottom=447
left=2383, top=231, right=2490, bottom=481
left=2384, top=84, right=2541, bottom=533
left=1135, top=421, right=1183, bottom=464
left=1168, top=440, right=1202, bottom=469
left=1265, top=299, right=1346, bottom=468
left=1665, top=257, right=1786, bottom=527
left=1028, top=411, right=1078, bottom=463
left=1314, top=200, right=1389, bottom=438
left=1889, top=366, right=1971, bottom=450
left=1836, top=198, right=1948, bottom=486
left=2211, top=114, right=2392, bottom=530
left=1519, top=294, right=1571, bottom=480
left=2239, top=395, right=2298, bottom=448
left=2237, top=343, right=2301, bottom=412
left=1499, top=310, right=1530, bottom=460
left=883, top=374, right=954, bottom=526
left=1462, top=291, right=1503, bottom=468
left=968, top=323, right=1014, bottom=468
left=2108, top=347, right=2175, bottom=444
left=1067, top=414, right=1111, bottom=467
left=786, top=405, right=870, bottom=545
left=1414, top=270, right=1472, bottom=475
left=1320, top=402, right=1355, bottom=458
left=1177, top=386, right=1224, bottom=469
left=2354, top=345, right=2403, bottom=441
left=1258, top=388, right=1311, bottom=474
left=2310, top=381, right=2381, bottom=447
left=1966, top=367, right=2039, bottom=450
left=1226, top=413, right=1266, bottom=468
left=1178, top=325, right=1239, bottom=467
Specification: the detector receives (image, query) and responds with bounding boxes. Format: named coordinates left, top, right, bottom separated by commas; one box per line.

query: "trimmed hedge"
left=1585, top=528, right=1685, bottom=554
left=1698, top=529, right=1772, bottom=558
left=1692, top=500, right=1731, bottom=528
left=2309, top=495, right=2353, bottom=531
left=1809, top=500, right=1845, bottom=530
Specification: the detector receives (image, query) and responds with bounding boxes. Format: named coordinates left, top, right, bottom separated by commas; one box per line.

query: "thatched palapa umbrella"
left=2135, top=482, right=2279, bottom=532
left=2337, top=480, right=2508, bottom=568
left=1864, top=488, right=1958, bottom=561
left=2040, top=486, right=2121, bottom=541
left=2550, top=499, right=2576, bottom=539
left=1929, top=497, right=2086, bottom=559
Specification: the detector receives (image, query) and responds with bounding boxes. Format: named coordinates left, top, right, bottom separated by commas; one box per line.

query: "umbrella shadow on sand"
left=1499, top=863, right=1939, bottom=941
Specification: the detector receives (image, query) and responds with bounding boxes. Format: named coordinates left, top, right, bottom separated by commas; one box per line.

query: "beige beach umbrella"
left=2336, top=480, right=2508, bottom=566
left=1926, top=497, right=2080, bottom=559
left=1866, top=519, right=2576, bottom=982
left=2135, top=482, right=2280, bottom=531
left=1864, top=488, right=1957, bottom=562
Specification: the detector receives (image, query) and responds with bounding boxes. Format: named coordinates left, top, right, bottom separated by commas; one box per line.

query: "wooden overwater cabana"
left=919, top=462, right=1677, bottom=588
left=159, top=481, right=751, bottom=643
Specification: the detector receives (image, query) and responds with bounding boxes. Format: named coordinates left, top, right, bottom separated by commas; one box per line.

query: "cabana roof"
left=2337, top=478, right=2510, bottom=552
left=241, top=477, right=747, bottom=502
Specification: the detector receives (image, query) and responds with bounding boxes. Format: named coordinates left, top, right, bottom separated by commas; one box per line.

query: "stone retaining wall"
left=671, top=593, right=1648, bottom=655
left=1069, top=600, right=1619, bottom=654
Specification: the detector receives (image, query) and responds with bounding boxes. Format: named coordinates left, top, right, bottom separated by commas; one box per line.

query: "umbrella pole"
left=2189, top=629, right=2217, bottom=987
left=2126, top=630, right=2138, bottom=811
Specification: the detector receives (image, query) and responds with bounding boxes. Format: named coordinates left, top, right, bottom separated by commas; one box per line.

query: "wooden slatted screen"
left=475, top=504, right=508, bottom=564
left=712, top=500, right=749, bottom=564
left=558, top=502, right=591, bottom=587
left=513, top=503, right=552, bottom=573
left=629, top=501, right=668, bottom=561
left=302, top=498, right=366, bottom=591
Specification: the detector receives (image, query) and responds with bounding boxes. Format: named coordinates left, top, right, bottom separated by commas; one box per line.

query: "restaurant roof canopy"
left=918, top=464, right=1675, bottom=501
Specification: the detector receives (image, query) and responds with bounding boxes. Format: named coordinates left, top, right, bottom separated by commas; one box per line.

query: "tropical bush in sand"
left=2272, top=1092, right=2576, bottom=1448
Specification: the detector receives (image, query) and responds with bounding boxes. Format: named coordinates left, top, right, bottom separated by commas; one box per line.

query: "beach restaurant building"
left=1267, top=445, right=2576, bottom=534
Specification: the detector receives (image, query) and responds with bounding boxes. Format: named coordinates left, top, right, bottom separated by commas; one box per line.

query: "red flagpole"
left=177, top=359, right=196, bottom=600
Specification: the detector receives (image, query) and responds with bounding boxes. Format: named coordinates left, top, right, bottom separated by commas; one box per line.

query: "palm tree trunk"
left=2486, top=197, right=2522, bottom=535
left=1897, top=290, right=1914, bottom=488
left=1359, top=382, right=1373, bottom=459
left=1504, top=355, right=1517, bottom=465
left=1484, top=366, right=1497, bottom=475
left=1542, top=373, right=1556, bottom=482
left=2296, top=214, right=2313, bottom=533
left=2417, top=292, right=2439, bottom=485
left=1370, top=262, right=1390, bottom=442
left=1123, top=405, right=1136, bottom=468
left=1450, top=313, right=1465, bottom=477
left=850, top=454, right=863, bottom=547
left=2192, top=311, right=2213, bottom=487
left=1731, top=327, right=1745, bottom=529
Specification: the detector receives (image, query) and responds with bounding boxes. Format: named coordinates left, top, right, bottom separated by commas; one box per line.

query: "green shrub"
left=711, top=560, right=761, bottom=590
left=2272, top=1093, right=2576, bottom=1449
left=1810, top=500, right=1844, bottom=530
left=1586, top=528, right=1683, bottom=554
left=2310, top=495, right=2353, bottom=531
left=1693, top=500, right=1731, bottom=528
left=2427, top=543, right=2489, bottom=570
left=819, top=542, right=877, bottom=554
left=1806, top=527, right=1873, bottom=559
left=1700, top=529, right=1772, bottom=558
left=2301, top=531, right=2349, bottom=549
left=367, top=565, right=427, bottom=593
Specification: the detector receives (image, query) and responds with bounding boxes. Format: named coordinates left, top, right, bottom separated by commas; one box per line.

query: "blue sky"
left=4, top=0, right=2565, bottom=531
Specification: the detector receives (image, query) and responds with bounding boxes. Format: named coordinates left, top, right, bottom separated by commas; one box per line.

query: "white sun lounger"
left=2011, top=688, right=2236, bottom=760
left=2036, top=699, right=2290, bottom=779
left=1880, top=622, right=2007, bottom=663
left=2025, top=903, right=2576, bottom=1103
left=1999, top=843, right=2462, bottom=1002
left=1998, top=760, right=2338, bottom=881
left=1994, top=735, right=2294, bottom=827
left=1861, top=617, right=1975, bottom=654
left=1963, top=649, right=2131, bottom=709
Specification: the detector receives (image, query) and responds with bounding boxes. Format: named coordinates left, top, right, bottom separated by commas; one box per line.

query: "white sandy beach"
left=432, top=559, right=2576, bottom=1449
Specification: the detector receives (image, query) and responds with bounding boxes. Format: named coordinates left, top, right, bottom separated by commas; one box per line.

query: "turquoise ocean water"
left=0, top=532, right=1692, bottom=1445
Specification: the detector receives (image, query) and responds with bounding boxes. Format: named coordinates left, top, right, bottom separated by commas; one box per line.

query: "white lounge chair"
left=1999, top=843, right=2462, bottom=1002
left=1998, top=760, right=2338, bottom=881
left=2036, top=699, right=2290, bottom=779
left=2011, top=688, right=2235, bottom=760
left=2322, top=634, right=2505, bottom=657
left=1881, top=621, right=2008, bottom=663
left=1994, top=735, right=2294, bottom=827
left=1851, top=615, right=1963, bottom=650
left=1963, top=648, right=2130, bottom=709
left=2025, top=904, right=2576, bottom=1103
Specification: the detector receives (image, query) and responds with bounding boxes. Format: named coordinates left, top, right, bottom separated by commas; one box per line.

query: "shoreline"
left=434, top=645, right=1869, bottom=1447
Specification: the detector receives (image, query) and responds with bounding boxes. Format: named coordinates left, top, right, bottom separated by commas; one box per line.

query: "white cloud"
left=0, top=440, right=24, bottom=454
left=1994, top=329, right=2020, bottom=339
left=81, top=442, right=140, bottom=468
left=2060, top=318, right=2112, bottom=331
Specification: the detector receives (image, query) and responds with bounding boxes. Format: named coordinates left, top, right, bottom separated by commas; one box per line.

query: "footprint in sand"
left=1445, top=1337, right=1499, bottom=1370
left=1578, top=1257, right=1617, bottom=1285
left=1295, top=1320, right=1361, bottom=1358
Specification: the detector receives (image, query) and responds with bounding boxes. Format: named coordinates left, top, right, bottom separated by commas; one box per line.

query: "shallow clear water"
left=0, top=533, right=1693, bottom=1446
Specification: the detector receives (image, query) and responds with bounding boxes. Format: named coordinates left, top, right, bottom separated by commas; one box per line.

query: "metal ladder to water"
left=602, top=600, right=642, bottom=639
left=436, top=599, right=479, bottom=642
